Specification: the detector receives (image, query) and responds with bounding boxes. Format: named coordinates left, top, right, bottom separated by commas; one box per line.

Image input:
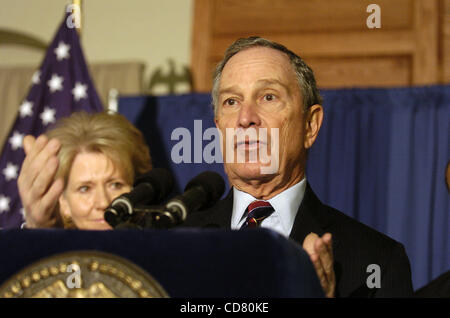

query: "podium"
left=0, top=228, right=324, bottom=297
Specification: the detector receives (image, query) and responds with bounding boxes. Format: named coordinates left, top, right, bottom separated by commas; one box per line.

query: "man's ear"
left=304, top=104, right=324, bottom=149
left=58, top=193, right=71, bottom=218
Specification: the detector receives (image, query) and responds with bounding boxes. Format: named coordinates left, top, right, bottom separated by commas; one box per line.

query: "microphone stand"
left=108, top=205, right=181, bottom=230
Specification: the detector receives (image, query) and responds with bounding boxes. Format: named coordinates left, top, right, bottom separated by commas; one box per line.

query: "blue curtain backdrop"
left=118, top=85, right=449, bottom=290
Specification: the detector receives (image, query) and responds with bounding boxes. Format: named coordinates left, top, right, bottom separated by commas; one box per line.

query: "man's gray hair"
left=211, top=36, right=323, bottom=115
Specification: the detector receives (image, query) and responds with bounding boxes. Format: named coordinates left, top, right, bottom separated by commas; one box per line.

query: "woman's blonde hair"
left=46, top=111, right=152, bottom=188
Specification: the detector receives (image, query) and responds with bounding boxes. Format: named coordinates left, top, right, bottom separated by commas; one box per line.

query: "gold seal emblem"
left=0, top=251, right=169, bottom=298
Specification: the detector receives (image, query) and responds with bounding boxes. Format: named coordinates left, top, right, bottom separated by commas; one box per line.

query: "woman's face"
left=59, top=152, right=132, bottom=230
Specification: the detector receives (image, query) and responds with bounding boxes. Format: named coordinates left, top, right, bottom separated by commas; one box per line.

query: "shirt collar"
left=231, top=178, right=307, bottom=234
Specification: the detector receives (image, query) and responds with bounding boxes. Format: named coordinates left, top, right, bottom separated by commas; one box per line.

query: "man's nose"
left=237, top=101, right=261, bottom=128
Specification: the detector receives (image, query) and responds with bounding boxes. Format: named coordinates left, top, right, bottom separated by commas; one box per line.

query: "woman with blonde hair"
left=18, top=111, right=152, bottom=230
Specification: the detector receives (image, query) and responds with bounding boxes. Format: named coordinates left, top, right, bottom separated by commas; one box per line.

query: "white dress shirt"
left=230, top=178, right=307, bottom=238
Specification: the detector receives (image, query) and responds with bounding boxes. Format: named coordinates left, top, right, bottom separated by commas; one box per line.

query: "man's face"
left=215, top=46, right=313, bottom=187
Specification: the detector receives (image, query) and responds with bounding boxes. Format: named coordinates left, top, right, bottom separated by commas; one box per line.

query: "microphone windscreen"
left=185, top=171, right=225, bottom=203
left=134, top=168, right=174, bottom=203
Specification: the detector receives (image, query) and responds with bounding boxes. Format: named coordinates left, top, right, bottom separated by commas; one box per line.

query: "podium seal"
left=0, top=251, right=169, bottom=298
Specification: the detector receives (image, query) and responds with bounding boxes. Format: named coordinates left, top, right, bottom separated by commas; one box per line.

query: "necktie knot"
left=241, top=200, right=274, bottom=229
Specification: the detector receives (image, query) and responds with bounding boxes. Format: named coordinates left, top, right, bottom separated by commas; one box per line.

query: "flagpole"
left=72, top=0, right=82, bottom=37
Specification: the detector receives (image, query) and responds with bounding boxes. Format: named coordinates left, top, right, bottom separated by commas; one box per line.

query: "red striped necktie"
left=241, top=200, right=275, bottom=229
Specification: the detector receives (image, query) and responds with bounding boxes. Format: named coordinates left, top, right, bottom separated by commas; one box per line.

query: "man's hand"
left=17, top=135, right=65, bottom=228
left=303, top=232, right=336, bottom=298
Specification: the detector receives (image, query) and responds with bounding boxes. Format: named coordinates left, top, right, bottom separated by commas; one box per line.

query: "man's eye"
left=224, top=98, right=237, bottom=106
left=263, top=94, right=276, bottom=102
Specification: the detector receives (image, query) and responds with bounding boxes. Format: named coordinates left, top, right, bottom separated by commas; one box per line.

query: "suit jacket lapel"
left=200, top=189, right=233, bottom=228
left=289, top=183, right=330, bottom=245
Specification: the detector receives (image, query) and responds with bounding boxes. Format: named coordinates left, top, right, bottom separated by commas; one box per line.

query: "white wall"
left=0, top=0, right=193, bottom=93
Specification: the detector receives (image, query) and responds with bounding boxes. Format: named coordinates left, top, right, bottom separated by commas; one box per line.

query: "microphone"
left=104, top=168, right=174, bottom=227
left=159, top=171, right=225, bottom=226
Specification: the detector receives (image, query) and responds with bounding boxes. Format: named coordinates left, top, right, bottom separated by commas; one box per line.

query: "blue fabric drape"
left=119, top=85, right=449, bottom=290
left=307, top=86, right=449, bottom=290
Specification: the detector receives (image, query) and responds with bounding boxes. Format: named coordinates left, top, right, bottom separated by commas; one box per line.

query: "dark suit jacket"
left=414, top=270, right=450, bottom=298
left=183, top=183, right=414, bottom=297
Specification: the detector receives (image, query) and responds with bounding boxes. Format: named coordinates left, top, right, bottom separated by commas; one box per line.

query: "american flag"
left=0, top=10, right=103, bottom=229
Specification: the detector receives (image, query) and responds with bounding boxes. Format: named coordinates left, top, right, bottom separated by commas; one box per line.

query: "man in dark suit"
left=184, top=36, right=413, bottom=297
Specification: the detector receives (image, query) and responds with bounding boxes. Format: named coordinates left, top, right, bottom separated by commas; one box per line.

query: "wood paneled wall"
left=191, top=0, right=449, bottom=92
left=442, top=0, right=450, bottom=83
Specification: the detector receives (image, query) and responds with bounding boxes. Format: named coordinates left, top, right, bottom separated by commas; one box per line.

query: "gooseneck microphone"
left=104, top=168, right=174, bottom=227
left=161, top=171, right=226, bottom=226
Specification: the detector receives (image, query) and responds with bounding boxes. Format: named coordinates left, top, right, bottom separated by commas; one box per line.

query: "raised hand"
left=17, top=135, right=65, bottom=228
left=303, top=232, right=336, bottom=298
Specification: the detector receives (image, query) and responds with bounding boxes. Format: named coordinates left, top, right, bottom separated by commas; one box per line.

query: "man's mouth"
left=236, top=140, right=266, bottom=150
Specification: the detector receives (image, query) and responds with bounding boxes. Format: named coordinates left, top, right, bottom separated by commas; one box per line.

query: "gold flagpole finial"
left=72, top=0, right=83, bottom=37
